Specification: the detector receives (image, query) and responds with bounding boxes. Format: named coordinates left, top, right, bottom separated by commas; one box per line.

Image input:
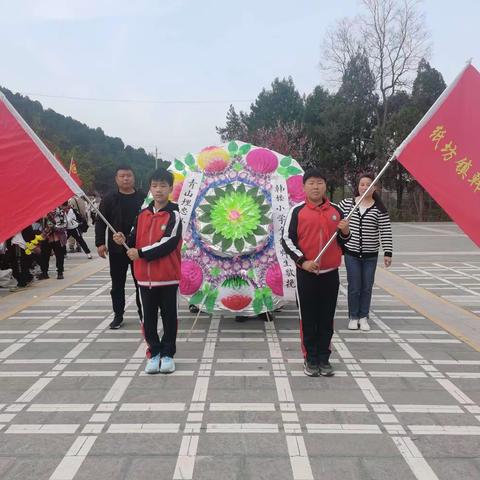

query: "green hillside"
left=1, top=87, right=157, bottom=194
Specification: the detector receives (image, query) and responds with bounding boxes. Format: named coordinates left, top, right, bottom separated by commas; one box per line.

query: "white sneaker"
left=359, top=317, right=370, bottom=331
left=348, top=319, right=359, bottom=330
left=145, top=354, right=161, bottom=374
left=160, top=356, right=175, bottom=374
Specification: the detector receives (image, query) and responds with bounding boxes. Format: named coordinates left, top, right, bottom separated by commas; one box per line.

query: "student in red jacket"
left=282, top=169, right=350, bottom=377
left=113, top=168, right=182, bottom=374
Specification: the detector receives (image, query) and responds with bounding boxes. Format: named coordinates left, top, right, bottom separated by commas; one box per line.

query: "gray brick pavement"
left=0, top=224, right=479, bottom=479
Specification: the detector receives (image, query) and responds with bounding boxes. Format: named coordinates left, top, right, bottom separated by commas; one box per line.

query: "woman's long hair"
left=354, top=172, right=387, bottom=211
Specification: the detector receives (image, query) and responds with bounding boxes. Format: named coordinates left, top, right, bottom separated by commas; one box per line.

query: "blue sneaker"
left=145, top=354, right=161, bottom=374
left=160, top=356, right=175, bottom=374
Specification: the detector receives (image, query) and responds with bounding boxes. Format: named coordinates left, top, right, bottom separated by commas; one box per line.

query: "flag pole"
left=80, top=194, right=129, bottom=250
left=313, top=60, right=473, bottom=264
left=313, top=155, right=395, bottom=264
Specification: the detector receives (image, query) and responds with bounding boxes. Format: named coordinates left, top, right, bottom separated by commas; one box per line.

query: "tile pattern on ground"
left=0, top=265, right=479, bottom=480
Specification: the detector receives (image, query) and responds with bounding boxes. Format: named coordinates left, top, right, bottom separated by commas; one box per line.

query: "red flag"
left=0, top=92, right=83, bottom=242
left=396, top=64, right=480, bottom=247
left=69, top=157, right=82, bottom=186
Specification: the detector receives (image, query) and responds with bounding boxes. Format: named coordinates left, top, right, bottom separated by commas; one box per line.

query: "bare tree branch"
left=321, top=0, right=431, bottom=125
left=320, top=17, right=363, bottom=86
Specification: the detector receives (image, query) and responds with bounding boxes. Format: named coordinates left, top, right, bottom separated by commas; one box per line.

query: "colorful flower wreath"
left=172, top=141, right=305, bottom=315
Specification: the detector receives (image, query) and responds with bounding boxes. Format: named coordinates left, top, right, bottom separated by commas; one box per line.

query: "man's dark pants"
left=109, top=250, right=142, bottom=320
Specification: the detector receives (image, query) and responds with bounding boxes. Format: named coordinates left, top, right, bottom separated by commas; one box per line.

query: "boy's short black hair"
left=115, top=165, right=134, bottom=175
left=303, top=168, right=327, bottom=184
left=149, top=168, right=174, bottom=186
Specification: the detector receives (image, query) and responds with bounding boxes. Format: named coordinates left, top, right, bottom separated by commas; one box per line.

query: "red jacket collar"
left=305, top=197, right=330, bottom=211
left=145, top=201, right=178, bottom=214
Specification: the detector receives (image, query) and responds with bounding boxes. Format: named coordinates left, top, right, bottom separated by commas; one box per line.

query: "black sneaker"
left=38, top=273, right=49, bottom=280
left=319, top=362, right=334, bottom=377
left=189, top=304, right=200, bottom=313
left=303, top=361, right=319, bottom=377
left=109, top=315, right=123, bottom=329
left=57, top=272, right=64, bottom=280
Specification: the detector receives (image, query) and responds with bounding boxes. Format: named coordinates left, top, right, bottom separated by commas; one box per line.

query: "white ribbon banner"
left=271, top=175, right=297, bottom=301
left=177, top=171, right=203, bottom=231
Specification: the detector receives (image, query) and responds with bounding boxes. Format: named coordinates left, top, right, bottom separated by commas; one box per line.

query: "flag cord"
left=313, top=155, right=396, bottom=264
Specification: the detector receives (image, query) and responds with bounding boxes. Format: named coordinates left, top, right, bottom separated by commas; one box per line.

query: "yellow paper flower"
left=197, top=147, right=230, bottom=172
left=170, top=171, right=185, bottom=201
left=173, top=171, right=185, bottom=184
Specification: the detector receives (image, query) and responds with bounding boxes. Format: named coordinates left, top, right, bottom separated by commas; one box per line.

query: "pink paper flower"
left=171, top=180, right=184, bottom=202
left=266, top=263, right=283, bottom=296
left=204, top=159, right=229, bottom=173
left=287, top=175, right=306, bottom=203
left=246, top=148, right=278, bottom=173
left=180, top=260, right=203, bottom=295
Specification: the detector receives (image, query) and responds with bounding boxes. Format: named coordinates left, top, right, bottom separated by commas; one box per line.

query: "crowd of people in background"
left=0, top=195, right=98, bottom=291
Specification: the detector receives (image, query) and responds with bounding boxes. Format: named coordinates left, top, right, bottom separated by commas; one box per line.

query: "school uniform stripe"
left=142, top=211, right=181, bottom=252
left=281, top=203, right=305, bottom=263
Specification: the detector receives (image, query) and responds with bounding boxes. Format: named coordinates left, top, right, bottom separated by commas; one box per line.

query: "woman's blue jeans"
left=344, top=254, right=378, bottom=320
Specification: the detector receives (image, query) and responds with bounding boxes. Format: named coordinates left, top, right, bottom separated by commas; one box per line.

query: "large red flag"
left=396, top=63, right=480, bottom=247
left=0, top=92, right=83, bottom=242
left=69, top=157, right=82, bottom=186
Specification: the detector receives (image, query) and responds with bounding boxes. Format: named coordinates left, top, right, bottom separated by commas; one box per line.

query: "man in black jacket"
left=95, top=166, right=145, bottom=329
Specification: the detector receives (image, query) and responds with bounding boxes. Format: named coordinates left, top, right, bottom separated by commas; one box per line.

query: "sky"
left=0, top=0, right=479, bottom=161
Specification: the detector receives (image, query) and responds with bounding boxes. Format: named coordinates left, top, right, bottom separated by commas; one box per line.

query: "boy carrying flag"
left=113, top=168, right=182, bottom=374
left=281, top=168, right=350, bottom=377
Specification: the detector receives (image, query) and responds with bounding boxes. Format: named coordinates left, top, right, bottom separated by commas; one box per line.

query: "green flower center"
left=210, top=191, right=261, bottom=240
left=195, top=181, right=271, bottom=256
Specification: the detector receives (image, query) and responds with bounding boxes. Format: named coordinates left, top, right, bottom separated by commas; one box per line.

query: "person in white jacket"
left=65, top=203, right=92, bottom=259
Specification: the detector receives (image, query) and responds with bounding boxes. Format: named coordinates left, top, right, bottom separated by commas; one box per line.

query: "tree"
left=335, top=53, right=378, bottom=187
left=303, top=54, right=378, bottom=196
left=411, top=58, right=446, bottom=112
left=216, top=105, right=248, bottom=142
left=384, top=59, right=446, bottom=219
left=246, top=77, right=304, bottom=131
left=321, top=0, right=431, bottom=162
left=217, top=77, right=305, bottom=141
left=1, top=87, right=157, bottom=194
left=383, top=91, right=416, bottom=213
left=250, top=121, right=316, bottom=168
left=304, top=86, right=334, bottom=172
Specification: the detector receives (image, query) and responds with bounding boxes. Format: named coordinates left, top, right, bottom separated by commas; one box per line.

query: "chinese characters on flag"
left=396, top=64, right=480, bottom=246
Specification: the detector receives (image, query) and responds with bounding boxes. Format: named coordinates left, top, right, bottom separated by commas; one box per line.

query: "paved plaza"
left=0, top=223, right=479, bottom=479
